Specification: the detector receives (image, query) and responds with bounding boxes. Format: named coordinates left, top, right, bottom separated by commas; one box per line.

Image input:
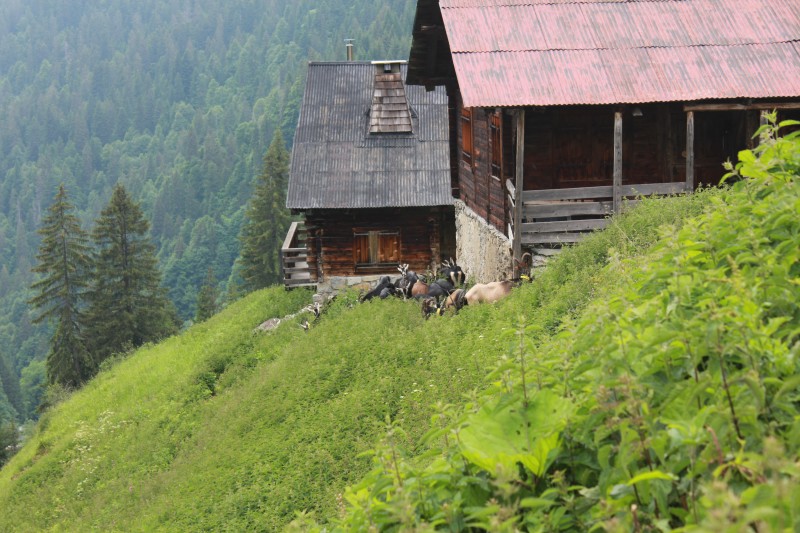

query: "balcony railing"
left=281, top=221, right=316, bottom=289
left=508, top=180, right=687, bottom=246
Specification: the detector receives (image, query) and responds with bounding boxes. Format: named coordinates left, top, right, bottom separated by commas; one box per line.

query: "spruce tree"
left=194, top=267, right=219, bottom=322
left=0, top=421, right=17, bottom=467
left=28, top=184, right=93, bottom=388
left=238, top=130, right=291, bottom=291
left=85, top=184, right=179, bottom=362
left=0, top=355, right=23, bottom=418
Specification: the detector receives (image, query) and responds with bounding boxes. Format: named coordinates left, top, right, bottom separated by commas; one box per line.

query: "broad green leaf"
left=627, top=470, right=677, bottom=485
left=458, top=389, right=573, bottom=476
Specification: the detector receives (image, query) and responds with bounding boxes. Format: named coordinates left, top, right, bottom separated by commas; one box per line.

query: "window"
left=461, top=107, right=473, bottom=165
left=353, top=230, right=400, bottom=267
left=490, top=110, right=502, bottom=178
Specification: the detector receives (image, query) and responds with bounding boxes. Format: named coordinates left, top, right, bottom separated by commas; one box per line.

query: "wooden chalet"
left=283, top=61, right=455, bottom=289
left=407, top=0, right=800, bottom=279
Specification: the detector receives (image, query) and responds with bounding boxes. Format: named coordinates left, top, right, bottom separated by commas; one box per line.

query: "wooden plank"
left=506, top=179, right=515, bottom=200
left=684, top=102, right=800, bottom=112
left=522, top=232, right=585, bottom=245
left=513, top=109, right=525, bottom=262
left=686, top=111, right=695, bottom=192
left=683, top=103, right=748, bottom=112
left=613, top=111, right=623, bottom=213
left=620, top=182, right=686, bottom=197
left=521, top=218, right=608, bottom=233
left=282, top=221, right=300, bottom=251
left=751, top=103, right=800, bottom=111
left=522, top=185, right=613, bottom=202
left=525, top=201, right=612, bottom=218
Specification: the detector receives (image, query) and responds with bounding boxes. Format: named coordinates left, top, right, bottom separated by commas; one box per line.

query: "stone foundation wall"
left=454, top=200, right=513, bottom=283
left=315, top=274, right=386, bottom=299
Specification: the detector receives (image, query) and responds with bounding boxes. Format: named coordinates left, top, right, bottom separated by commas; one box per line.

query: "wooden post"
left=613, top=111, right=623, bottom=213
left=512, top=109, right=525, bottom=265
left=686, top=111, right=695, bottom=192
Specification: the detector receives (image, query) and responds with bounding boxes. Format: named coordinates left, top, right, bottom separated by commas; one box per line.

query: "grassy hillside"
left=331, top=124, right=800, bottom=531
left=0, top=184, right=715, bottom=531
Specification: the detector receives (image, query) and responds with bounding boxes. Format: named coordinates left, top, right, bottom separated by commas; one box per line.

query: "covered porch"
left=504, top=101, right=796, bottom=260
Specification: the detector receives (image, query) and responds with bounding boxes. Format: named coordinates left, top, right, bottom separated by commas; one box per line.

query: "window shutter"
left=378, top=232, right=399, bottom=263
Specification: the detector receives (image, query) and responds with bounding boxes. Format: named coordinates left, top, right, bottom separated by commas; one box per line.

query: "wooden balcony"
left=281, top=221, right=316, bottom=289
left=508, top=180, right=688, bottom=246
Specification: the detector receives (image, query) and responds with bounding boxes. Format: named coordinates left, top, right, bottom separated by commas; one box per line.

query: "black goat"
left=440, top=258, right=466, bottom=287
left=360, top=276, right=396, bottom=302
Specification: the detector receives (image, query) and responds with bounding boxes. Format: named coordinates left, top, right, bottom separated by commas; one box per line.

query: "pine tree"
left=28, top=184, right=93, bottom=388
left=238, top=129, right=291, bottom=291
left=0, top=355, right=23, bottom=418
left=0, top=421, right=17, bottom=467
left=85, top=184, right=179, bottom=362
left=194, top=267, right=219, bottom=322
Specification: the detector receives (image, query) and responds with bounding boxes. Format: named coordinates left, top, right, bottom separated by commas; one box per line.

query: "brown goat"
left=442, top=281, right=513, bottom=312
left=465, top=280, right=514, bottom=304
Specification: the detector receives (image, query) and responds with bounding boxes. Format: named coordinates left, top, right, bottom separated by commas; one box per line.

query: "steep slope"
left=334, top=125, right=800, bottom=531
left=0, top=186, right=717, bottom=530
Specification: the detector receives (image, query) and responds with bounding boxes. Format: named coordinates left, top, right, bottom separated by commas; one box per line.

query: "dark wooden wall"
left=455, top=101, right=510, bottom=235
left=303, top=207, right=455, bottom=280
left=453, top=98, right=794, bottom=240
left=518, top=104, right=696, bottom=190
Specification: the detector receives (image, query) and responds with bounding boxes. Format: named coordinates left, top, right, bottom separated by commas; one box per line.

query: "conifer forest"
left=0, top=0, right=416, bottom=424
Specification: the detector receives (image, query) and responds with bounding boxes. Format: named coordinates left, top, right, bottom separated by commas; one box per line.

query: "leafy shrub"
left=331, top=120, right=800, bottom=531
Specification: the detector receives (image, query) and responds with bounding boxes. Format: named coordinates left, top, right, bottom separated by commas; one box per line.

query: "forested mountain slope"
left=0, top=0, right=415, bottom=422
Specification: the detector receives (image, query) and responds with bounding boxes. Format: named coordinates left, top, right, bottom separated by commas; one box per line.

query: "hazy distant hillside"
left=0, top=0, right=415, bottom=421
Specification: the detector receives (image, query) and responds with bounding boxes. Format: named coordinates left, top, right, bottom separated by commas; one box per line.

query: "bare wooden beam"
left=613, top=111, right=623, bottom=213
left=684, top=103, right=747, bottom=112
left=684, top=102, right=800, bottom=112
left=686, top=111, right=695, bottom=192
left=513, top=109, right=525, bottom=265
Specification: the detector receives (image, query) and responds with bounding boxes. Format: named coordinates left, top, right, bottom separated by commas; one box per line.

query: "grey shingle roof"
left=287, top=62, right=453, bottom=209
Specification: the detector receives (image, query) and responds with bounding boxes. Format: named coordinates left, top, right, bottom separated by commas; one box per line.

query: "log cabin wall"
left=456, top=98, right=510, bottom=235
left=303, top=207, right=455, bottom=280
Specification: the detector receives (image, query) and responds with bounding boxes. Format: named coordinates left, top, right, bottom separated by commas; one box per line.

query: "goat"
left=439, top=258, right=466, bottom=287
left=465, top=280, right=514, bottom=304
left=514, top=252, right=533, bottom=283
left=361, top=275, right=396, bottom=302
left=442, top=281, right=513, bottom=311
left=421, top=297, right=441, bottom=319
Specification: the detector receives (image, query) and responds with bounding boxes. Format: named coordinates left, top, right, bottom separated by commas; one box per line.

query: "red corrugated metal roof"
left=438, top=0, right=800, bottom=106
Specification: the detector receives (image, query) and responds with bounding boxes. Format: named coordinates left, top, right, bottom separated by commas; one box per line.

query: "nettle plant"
left=323, top=117, right=800, bottom=532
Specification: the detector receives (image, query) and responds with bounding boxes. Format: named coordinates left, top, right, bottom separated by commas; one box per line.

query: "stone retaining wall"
left=315, top=274, right=385, bottom=299
left=454, top=200, right=513, bottom=283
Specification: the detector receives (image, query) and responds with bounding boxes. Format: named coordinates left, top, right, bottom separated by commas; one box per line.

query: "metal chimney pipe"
left=345, top=39, right=354, bottom=61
